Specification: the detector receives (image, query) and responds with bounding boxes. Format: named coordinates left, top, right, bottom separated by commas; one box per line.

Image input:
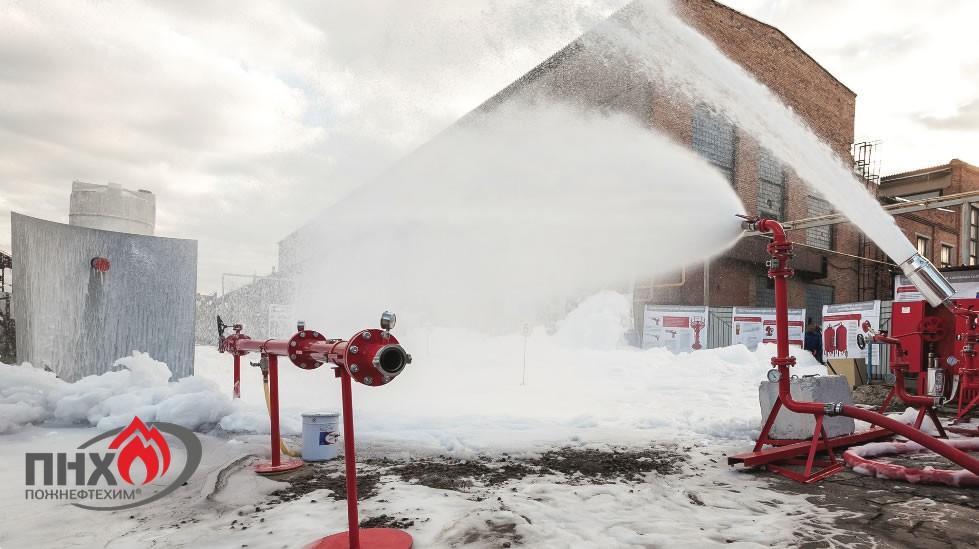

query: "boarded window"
left=692, top=104, right=736, bottom=185
left=806, top=195, right=833, bottom=249
left=758, top=148, right=785, bottom=220
left=755, top=276, right=775, bottom=308
left=805, top=284, right=835, bottom=325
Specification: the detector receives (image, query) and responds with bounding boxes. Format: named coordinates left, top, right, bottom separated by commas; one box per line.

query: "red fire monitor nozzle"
left=729, top=216, right=979, bottom=483
left=218, top=311, right=413, bottom=549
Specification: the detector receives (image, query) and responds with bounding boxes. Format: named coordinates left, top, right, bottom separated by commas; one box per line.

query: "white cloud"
left=0, top=1, right=627, bottom=290
left=723, top=0, right=979, bottom=175
left=5, top=0, right=972, bottom=292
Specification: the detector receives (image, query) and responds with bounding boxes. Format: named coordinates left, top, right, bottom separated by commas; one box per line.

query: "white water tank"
left=69, top=181, right=156, bottom=235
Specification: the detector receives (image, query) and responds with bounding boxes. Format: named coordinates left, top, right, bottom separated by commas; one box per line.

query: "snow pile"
left=2, top=292, right=828, bottom=451
left=552, top=290, right=632, bottom=350
left=0, top=352, right=231, bottom=433
left=195, top=292, right=828, bottom=453
left=0, top=361, right=62, bottom=434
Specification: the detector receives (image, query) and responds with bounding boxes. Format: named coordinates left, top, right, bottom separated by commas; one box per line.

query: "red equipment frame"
left=887, top=299, right=979, bottom=423
left=306, top=365, right=413, bottom=549
left=728, top=217, right=979, bottom=482
left=872, top=334, right=947, bottom=438
left=220, top=322, right=305, bottom=474
left=219, top=317, right=413, bottom=548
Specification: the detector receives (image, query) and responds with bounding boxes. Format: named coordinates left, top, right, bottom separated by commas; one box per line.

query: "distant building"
left=462, top=0, right=865, bottom=325
left=277, top=0, right=966, bottom=327
left=69, top=181, right=156, bottom=236
left=279, top=0, right=862, bottom=323
left=880, top=159, right=979, bottom=269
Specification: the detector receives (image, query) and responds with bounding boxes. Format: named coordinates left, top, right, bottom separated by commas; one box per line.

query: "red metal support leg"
left=878, top=386, right=896, bottom=414
left=255, top=355, right=303, bottom=475
left=233, top=355, right=241, bottom=399
left=270, top=355, right=282, bottom=468
left=341, top=366, right=360, bottom=548
left=921, top=407, right=949, bottom=438
left=753, top=399, right=782, bottom=452
left=307, top=367, right=412, bottom=549
left=955, top=385, right=979, bottom=424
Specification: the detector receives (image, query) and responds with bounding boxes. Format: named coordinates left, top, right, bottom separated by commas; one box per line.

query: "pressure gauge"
left=884, top=372, right=897, bottom=385
left=380, top=311, right=397, bottom=330
left=767, top=369, right=781, bottom=382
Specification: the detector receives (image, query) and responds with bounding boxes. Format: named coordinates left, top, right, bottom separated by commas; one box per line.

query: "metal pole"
left=340, top=367, right=361, bottom=549
left=521, top=325, right=528, bottom=386
left=268, top=355, right=281, bottom=467
left=703, top=260, right=710, bottom=307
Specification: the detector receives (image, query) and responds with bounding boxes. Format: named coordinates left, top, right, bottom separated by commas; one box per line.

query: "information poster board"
left=894, top=270, right=979, bottom=302
left=731, top=307, right=805, bottom=351
left=822, top=301, right=880, bottom=361
left=268, top=304, right=295, bottom=338
left=642, top=305, right=709, bottom=353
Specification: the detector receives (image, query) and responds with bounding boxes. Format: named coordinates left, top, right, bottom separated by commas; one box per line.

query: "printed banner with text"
left=821, top=300, right=880, bottom=361
left=642, top=305, right=709, bottom=353
left=894, top=270, right=979, bottom=302
left=731, top=307, right=805, bottom=351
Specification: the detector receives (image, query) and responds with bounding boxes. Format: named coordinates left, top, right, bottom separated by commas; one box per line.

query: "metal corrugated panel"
left=11, top=213, right=196, bottom=381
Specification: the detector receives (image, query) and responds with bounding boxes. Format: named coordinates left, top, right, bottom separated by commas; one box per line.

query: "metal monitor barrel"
left=899, top=253, right=956, bottom=307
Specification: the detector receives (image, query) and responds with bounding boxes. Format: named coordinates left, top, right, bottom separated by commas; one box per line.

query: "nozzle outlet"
left=899, top=253, right=955, bottom=307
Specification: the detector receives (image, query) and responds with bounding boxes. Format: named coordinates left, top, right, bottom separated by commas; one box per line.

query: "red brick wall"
left=472, top=0, right=861, bottom=316
left=889, top=160, right=979, bottom=269
left=652, top=0, right=858, bottom=311
left=673, top=0, right=856, bottom=158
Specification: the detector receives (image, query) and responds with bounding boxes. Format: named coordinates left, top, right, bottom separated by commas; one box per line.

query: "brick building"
left=880, top=159, right=979, bottom=269
left=279, top=0, right=957, bottom=325
left=467, top=0, right=864, bottom=324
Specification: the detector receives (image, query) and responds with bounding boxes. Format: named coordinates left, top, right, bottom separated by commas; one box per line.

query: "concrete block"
left=759, top=375, right=855, bottom=440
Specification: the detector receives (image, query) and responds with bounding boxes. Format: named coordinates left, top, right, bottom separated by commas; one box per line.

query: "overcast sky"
left=2, top=1, right=977, bottom=294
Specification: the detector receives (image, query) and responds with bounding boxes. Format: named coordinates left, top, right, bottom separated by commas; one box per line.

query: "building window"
left=941, top=244, right=954, bottom=268
left=756, top=276, right=775, bottom=308
left=758, top=148, right=785, bottom=220
left=692, top=104, right=736, bottom=185
left=971, top=207, right=979, bottom=266
left=805, top=284, right=835, bottom=325
left=916, top=235, right=930, bottom=258
left=806, top=195, right=833, bottom=249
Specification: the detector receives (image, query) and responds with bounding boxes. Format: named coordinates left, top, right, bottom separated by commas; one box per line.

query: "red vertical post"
left=233, top=355, right=241, bottom=399
left=269, top=354, right=281, bottom=468
left=340, top=367, right=361, bottom=549
left=774, top=268, right=791, bottom=382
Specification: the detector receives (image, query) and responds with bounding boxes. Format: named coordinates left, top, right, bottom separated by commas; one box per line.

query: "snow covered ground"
left=1, top=292, right=859, bottom=547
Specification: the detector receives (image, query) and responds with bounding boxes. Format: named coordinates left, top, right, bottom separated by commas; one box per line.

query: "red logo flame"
left=109, top=417, right=171, bottom=485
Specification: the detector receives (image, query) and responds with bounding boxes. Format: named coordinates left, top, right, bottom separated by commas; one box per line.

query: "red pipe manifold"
left=872, top=334, right=941, bottom=408
left=742, top=216, right=979, bottom=476
left=218, top=312, right=411, bottom=387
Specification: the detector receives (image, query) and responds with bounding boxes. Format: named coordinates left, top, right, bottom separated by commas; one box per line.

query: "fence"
left=867, top=300, right=892, bottom=381
left=706, top=306, right=733, bottom=349
left=637, top=301, right=898, bottom=381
